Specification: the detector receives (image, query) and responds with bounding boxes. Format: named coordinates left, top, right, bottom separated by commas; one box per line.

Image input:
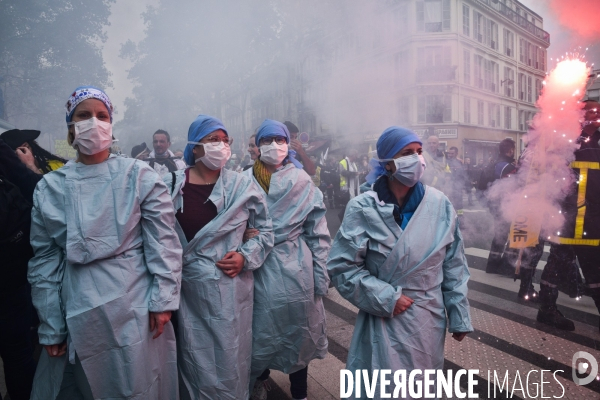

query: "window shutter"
left=417, top=2, right=424, bottom=31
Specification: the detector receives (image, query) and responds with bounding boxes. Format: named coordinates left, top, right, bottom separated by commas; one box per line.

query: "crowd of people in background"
left=118, top=119, right=504, bottom=220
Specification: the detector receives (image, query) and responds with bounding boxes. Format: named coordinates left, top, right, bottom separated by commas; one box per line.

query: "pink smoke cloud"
left=549, top=0, right=600, bottom=39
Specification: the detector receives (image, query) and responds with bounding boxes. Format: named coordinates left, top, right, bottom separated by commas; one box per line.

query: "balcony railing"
left=476, top=0, right=550, bottom=44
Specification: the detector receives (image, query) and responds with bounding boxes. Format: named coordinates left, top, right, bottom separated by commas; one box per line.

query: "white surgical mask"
left=260, top=142, right=288, bottom=165
left=384, top=153, right=426, bottom=187
left=69, top=117, right=114, bottom=155
left=195, top=142, right=231, bottom=170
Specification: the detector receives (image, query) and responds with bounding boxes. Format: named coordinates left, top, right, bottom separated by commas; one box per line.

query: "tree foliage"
left=0, top=0, right=113, bottom=136
left=115, top=0, right=340, bottom=150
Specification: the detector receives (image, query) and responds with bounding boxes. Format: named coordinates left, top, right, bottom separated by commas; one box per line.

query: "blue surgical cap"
left=255, top=119, right=302, bottom=168
left=255, top=119, right=290, bottom=145
left=184, top=115, right=227, bottom=166
left=366, top=126, right=422, bottom=184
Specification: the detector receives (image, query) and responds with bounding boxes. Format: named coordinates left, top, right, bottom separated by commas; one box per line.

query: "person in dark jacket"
left=537, top=100, right=600, bottom=331
left=0, top=138, right=40, bottom=400
left=445, top=146, right=466, bottom=213
left=485, top=139, right=517, bottom=277
left=0, top=129, right=67, bottom=174
left=320, top=157, right=341, bottom=208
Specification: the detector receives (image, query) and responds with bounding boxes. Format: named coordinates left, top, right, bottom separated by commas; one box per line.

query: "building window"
left=484, top=59, right=492, bottom=92
left=417, top=94, right=452, bottom=123
left=416, top=46, right=453, bottom=82
left=527, top=76, right=532, bottom=102
left=417, top=2, right=424, bottom=31
left=488, top=103, right=500, bottom=128
left=477, top=100, right=484, bottom=125
left=484, top=60, right=498, bottom=92
left=535, top=78, right=542, bottom=102
left=417, top=0, right=451, bottom=32
left=504, top=66, right=514, bottom=97
left=474, top=55, right=483, bottom=89
left=540, top=48, right=546, bottom=71
left=463, top=50, right=470, bottom=85
left=536, top=47, right=546, bottom=71
left=519, top=38, right=525, bottom=63
left=503, top=29, right=514, bottom=57
left=489, top=20, right=498, bottom=50
left=442, top=0, right=451, bottom=30
left=528, top=42, right=535, bottom=67
left=587, top=89, right=600, bottom=101
left=464, top=97, right=471, bottom=124
left=518, top=73, right=526, bottom=100
left=473, top=11, right=484, bottom=43
left=504, top=106, right=512, bottom=129
left=462, top=4, right=470, bottom=36
left=493, top=61, right=499, bottom=92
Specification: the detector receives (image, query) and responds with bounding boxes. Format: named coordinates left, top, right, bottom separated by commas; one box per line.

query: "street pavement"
left=2, top=198, right=599, bottom=400
left=264, top=198, right=600, bottom=400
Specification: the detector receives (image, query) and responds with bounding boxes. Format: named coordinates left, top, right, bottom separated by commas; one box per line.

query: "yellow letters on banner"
left=509, top=205, right=543, bottom=249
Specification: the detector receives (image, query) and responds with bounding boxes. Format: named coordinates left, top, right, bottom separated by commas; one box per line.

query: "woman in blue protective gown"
left=163, top=115, right=274, bottom=400
left=243, top=119, right=331, bottom=400
left=327, top=127, right=473, bottom=400
left=27, top=86, right=182, bottom=400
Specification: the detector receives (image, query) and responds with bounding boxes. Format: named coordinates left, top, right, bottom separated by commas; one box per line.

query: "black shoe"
left=518, top=286, right=539, bottom=303
left=537, top=306, right=575, bottom=331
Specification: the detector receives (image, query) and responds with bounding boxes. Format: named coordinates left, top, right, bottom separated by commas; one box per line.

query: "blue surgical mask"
left=384, top=153, right=427, bottom=187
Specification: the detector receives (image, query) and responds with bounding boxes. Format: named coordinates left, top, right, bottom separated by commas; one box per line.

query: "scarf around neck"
left=373, top=176, right=425, bottom=230
left=253, top=159, right=272, bottom=194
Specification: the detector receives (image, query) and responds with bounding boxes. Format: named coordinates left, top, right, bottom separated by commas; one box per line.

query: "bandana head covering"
left=65, top=86, right=113, bottom=123
left=255, top=119, right=302, bottom=168
left=184, top=114, right=227, bottom=166
left=365, top=126, right=422, bottom=184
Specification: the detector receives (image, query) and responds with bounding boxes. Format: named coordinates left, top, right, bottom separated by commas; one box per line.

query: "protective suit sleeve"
left=239, top=187, right=274, bottom=271
left=327, top=202, right=402, bottom=317
left=441, top=216, right=473, bottom=333
left=301, top=190, right=331, bottom=296
left=27, top=182, right=67, bottom=345
left=138, top=167, right=183, bottom=312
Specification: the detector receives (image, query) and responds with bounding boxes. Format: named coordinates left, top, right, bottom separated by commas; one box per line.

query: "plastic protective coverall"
left=242, top=163, right=331, bottom=380
left=28, top=155, right=182, bottom=400
left=163, top=168, right=274, bottom=400
left=327, top=186, right=473, bottom=400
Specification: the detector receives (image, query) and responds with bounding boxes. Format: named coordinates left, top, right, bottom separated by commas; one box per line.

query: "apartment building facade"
left=219, top=0, right=549, bottom=161
left=396, top=0, right=549, bottom=162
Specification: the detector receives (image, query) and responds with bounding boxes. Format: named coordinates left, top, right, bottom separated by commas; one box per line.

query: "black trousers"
left=0, top=284, right=37, bottom=400
left=540, top=244, right=600, bottom=311
left=518, top=241, right=544, bottom=289
left=486, top=203, right=511, bottom=272
left=258, top=367, right=309, bottom=399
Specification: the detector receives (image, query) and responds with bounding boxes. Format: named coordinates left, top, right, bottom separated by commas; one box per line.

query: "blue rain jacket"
left=327, top=186, right=473, bottom=400
left=242, top=163, right=331, bottom=378
left=28, top=155, right=182, bottom=400
left=163, top=168, right=274, bottom=400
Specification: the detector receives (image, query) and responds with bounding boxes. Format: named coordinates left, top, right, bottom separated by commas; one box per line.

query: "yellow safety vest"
left=339, top=159, right=348, bottom=188
left=550, top=161, right=600, bottom=246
